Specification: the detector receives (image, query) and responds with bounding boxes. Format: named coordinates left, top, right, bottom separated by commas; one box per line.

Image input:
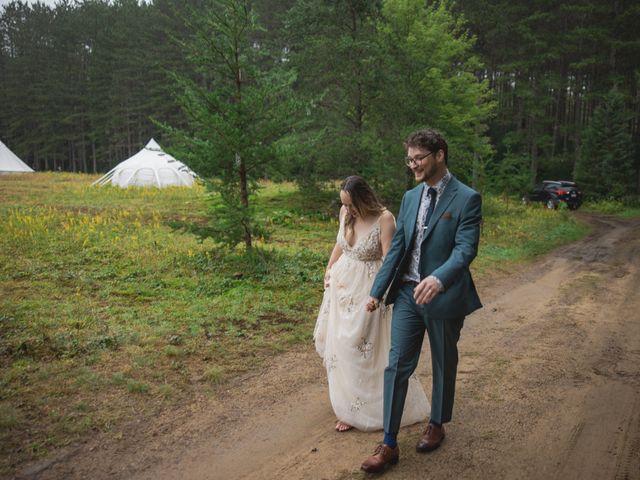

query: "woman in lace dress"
left=314, top=176, right=430, bottom=432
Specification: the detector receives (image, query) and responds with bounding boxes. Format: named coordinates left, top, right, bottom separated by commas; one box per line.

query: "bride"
left=314, top=176, right=430, bottom=432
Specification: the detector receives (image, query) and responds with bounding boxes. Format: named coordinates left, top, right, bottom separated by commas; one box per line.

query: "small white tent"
left=93, top=139, right=197, bottom=188
left=0, top=140, right=34, bottom=173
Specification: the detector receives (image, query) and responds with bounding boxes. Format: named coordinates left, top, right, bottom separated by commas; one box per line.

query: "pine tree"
left=370, top=0, right=494, bottom=197
left=575, top=87, right=635, bottom=199
left=282, top=0, right=383, bottom=183
left=162, top=0, right=297, bottom=249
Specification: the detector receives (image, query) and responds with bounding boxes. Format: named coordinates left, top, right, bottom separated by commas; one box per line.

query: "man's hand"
left=413, top=275, right=442, bottom=305
left=366, top=297, right=380, bottom=312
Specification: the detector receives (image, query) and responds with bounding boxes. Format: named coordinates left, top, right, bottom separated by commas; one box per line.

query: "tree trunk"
left=80, top=115, right=88, bottom=173
left=92, top=140, right=97, bottom=174
left=551, top=63, right=568, bottom=160
left=472, top=151, right=479, bottom=190
left=234, top=40, right=251, bottom=249
left=238, top=153, right=252, bottom=249
left=71, top=143, right=77, bottom=172
left=126, top=100, right=133, bottom=156
left=529, top=115, right=538, bottom=184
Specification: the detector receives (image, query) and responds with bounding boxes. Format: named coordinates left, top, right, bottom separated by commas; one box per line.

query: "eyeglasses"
left=404, top=151, right=434, bottom=167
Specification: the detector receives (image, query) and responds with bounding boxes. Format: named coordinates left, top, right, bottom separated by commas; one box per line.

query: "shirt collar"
left=424, top=169, right=451, bottom=197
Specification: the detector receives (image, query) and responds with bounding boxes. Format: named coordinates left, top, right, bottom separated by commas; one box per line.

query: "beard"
left=413, top=162, right=438, bottom=183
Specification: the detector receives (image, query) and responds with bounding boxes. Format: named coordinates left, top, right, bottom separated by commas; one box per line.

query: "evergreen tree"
left=163, top=0, right=297, bottom=249
left=282, top=0, right=493, bottom=202
left=283, top=0, right=383, bottom=184
left=575, top=87, right=635, bottom=199
left=3, top=0, right=636, bottom=190
left=455, top=0, right=640, bottom=187
left=370, top=0, right=494, bottom=198
left=0, top=0, right=192, bottom=172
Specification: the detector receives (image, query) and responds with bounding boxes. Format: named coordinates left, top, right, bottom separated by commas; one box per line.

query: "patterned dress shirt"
left=402, top=170, right=452, bottom=286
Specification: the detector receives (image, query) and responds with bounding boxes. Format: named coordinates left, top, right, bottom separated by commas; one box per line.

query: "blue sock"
left=383, top=432, right=397, bottom=448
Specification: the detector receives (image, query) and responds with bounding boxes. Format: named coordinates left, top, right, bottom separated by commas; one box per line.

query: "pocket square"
left=441, top=212, right=452, bottom=220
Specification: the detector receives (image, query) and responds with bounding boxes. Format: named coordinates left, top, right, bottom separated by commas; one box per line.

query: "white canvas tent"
left=0, top=140, right=34, bottom=173
left=93, top=139, right=197, bottom=188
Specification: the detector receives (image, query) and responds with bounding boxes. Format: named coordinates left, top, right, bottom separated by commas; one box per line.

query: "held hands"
left=366, top=297, right=380, bottom=312
left=414, top=275, right=442, bottom=305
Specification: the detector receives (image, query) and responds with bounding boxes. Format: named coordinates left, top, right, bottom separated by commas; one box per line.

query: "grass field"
left=581, top=198, right=640, bottom=217
left=0, top=172, right=589, bottom=473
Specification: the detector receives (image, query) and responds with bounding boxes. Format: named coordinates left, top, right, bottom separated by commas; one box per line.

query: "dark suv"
left=522, top=180, right=583, bottom=210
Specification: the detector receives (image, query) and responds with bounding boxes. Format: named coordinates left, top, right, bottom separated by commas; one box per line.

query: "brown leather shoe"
left=416, top=423, right=445, bottom=452
left=360, top=443, right=399, bottom=473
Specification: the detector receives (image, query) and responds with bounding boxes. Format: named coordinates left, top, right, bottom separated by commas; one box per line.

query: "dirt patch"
left=13, top=213, right=640, bottom=480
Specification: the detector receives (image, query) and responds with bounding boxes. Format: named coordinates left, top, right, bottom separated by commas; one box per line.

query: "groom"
left=361, top=129, right=482, bottom=473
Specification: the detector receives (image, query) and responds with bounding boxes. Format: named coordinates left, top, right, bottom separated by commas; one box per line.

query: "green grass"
left=0, top=172, right=588, bottom=474
left=473, top=195, right=590, bottom=273
left=580, top=198, right=640, bottom=217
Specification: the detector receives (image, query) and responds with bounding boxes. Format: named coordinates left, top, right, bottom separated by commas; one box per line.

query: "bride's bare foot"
left=335, top=420, right=354, bottom=432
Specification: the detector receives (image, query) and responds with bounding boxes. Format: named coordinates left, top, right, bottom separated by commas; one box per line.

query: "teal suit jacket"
left=370, top=176, right=482, bottom=320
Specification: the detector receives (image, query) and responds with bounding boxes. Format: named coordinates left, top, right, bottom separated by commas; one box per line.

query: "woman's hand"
left=324, top=270, right=331, bottom=288
left=324, top=239, right=343, bottom=289
left=366, top=297, right=380, bottom=312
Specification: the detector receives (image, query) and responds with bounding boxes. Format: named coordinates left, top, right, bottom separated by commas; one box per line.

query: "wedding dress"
left=314, top=214, right=430, bottom=431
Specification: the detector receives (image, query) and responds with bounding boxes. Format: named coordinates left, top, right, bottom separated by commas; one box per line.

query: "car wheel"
left=546, top=199, right=557, bottom=209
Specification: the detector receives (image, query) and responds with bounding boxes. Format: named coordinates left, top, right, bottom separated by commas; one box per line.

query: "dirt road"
left=19, top=214, right=640, bottom=480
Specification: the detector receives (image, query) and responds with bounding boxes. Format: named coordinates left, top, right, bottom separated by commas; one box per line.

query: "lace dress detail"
left=314, top=213, right=430, bottom=431
left=338, top=219, right=383, bottom=262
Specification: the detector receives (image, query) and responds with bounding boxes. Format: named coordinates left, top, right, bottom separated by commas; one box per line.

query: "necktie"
left=423, top=187, right=437, bottom=230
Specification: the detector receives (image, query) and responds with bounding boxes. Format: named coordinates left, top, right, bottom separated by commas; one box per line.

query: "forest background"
left=2, top=0, right=639, bottom=219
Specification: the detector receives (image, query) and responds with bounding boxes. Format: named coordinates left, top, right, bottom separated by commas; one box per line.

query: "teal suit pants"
left=383, top=283, right=464, bottom=434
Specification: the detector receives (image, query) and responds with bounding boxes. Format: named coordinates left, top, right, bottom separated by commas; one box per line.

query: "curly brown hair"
left=404, top=128, right=448, bottom=165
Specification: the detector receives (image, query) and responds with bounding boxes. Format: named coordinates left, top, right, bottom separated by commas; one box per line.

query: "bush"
left=582, top=199, right=625, bottom=214
left=621, top=195, right=640, bottom=208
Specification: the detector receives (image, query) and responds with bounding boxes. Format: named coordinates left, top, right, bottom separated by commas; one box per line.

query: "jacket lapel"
left=422, top=176, right=458, bottom=244
left=404, top=185, right=424, bottom=248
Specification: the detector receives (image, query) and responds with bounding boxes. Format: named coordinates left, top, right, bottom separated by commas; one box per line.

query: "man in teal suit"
left=361, top=129, right=482, bottom=473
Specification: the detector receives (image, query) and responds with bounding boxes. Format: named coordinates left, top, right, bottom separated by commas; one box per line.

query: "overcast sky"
left=1, top=0, right=75, bottom=8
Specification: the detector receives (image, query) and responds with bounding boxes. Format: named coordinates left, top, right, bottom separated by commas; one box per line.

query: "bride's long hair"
left=341, top=176, right=385, bottom=242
